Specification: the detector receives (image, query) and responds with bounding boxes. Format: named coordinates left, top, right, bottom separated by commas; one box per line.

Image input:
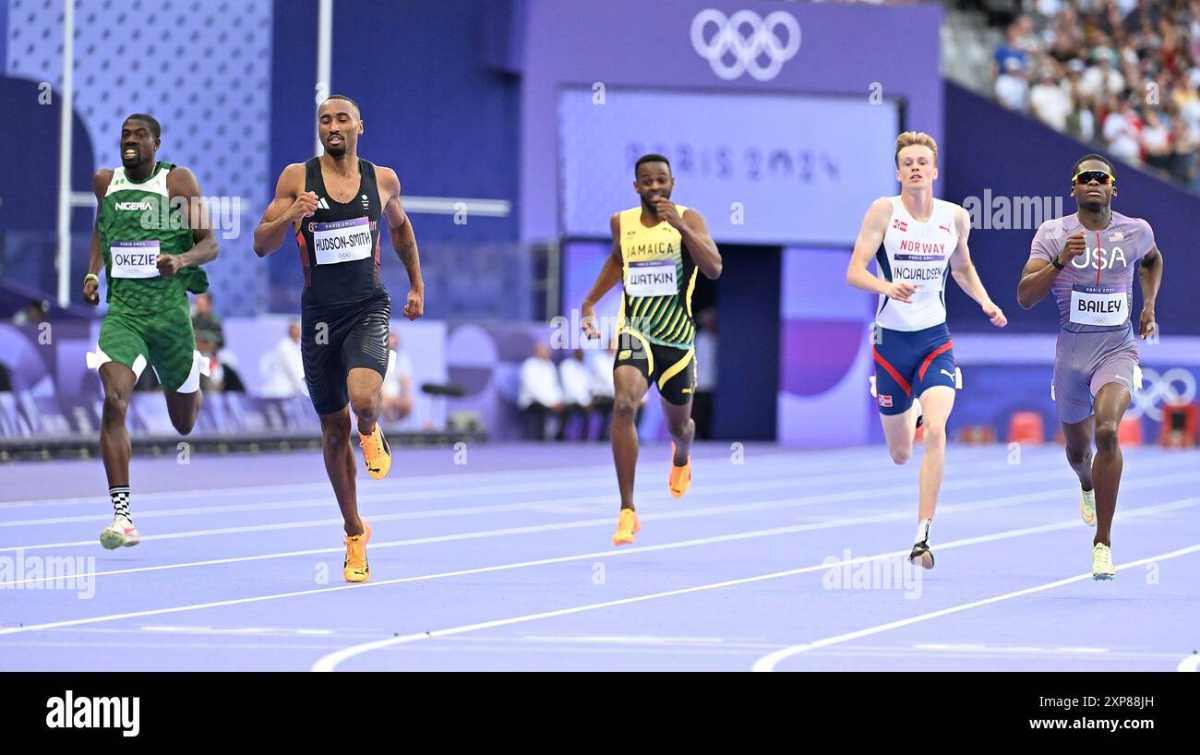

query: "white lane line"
left=0, top=474, right=863, bottom=552
left=520, top=635, right=727, bottom=646
left=0, top=641, right=346, bottom=654
left=0, top=448, right=1044, bottom=523
left=307, top=498, right=1200, bottom=671
left=0, top=452, right=930, bottom=527
left=751, top=543, right=1200, bottom=672
left=1178, top=654, right=1200, bottom=672
left=139, top=625, right=336, bottom=637
left=0, top=474, right=621, bottom=527
left=0, top=460, right=624, bottom=509
left=8, top=492, right=1184, bottom=640
left=913, top=643, right=1110, bottom=654
left=0, top=449, right=838, bottom=509
left=0, top=486, right=1054, bottom=589
left=5, top=455, right=1178, bottom=554
left=6, top=463, right=1181, bottom=585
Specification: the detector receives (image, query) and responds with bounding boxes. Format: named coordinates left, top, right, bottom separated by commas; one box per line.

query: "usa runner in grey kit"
left=1017, top=154, right=1164, bottom=580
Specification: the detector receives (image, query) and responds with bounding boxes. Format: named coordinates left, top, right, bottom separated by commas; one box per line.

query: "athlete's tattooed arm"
left=379, top=167, right=424, bottom=320
left=950, top=206, right=1006, bottom=327
left=1138, top=245, right=1162, bottom=339
left=163, top=166, right=219, bottom=276
left=253, top=163, right=313, bottom=257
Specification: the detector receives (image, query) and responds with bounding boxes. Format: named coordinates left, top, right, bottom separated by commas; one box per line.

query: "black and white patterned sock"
left=109, top=485, right=132, bottom=522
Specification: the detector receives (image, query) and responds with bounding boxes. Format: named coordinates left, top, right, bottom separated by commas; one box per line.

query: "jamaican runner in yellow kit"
left=580, top=154, right=723, bottom=545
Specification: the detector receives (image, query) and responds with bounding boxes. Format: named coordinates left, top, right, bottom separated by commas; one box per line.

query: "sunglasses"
left=1073, top=170, right=1114, bottom=186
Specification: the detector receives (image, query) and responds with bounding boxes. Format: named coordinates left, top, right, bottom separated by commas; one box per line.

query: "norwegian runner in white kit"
left=1017, top=154, right=1164, bottom=579
left=847, top=132, right=1008, bottom=569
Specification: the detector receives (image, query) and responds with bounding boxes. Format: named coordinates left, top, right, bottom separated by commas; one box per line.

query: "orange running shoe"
left=343, top=521, right=372, bottom=583
left=668, top=442, right=691, bottom=498
left=612, top=508, right=640, bottom=546
left=358, top=424, right=392, bottom=480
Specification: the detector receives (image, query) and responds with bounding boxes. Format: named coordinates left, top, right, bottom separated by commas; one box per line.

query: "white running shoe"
left=1080, top=488, right=1096, bottom=527
left=1092, top=543, right=1115, bottom=580
left=100, top=516, right=141, bottom=550
left=909, top=540, right=935, bottom=569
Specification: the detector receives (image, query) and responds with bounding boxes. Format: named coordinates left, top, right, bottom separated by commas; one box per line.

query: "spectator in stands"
left=1036, top=0, right=1066, bottom=20
left=1047, top=7, right=1084, bottom=61
left=518, top=341, right=564, bottom=442
left=197, top=331, right=245, bottom=393
left=587, top=339, right=616, bottom=441
left=558, top=349, right=592, bottom=441
left=996, top=56, right=1030, bottom=110
left=1190, top=0, right=1200, bottom=58
left=1067, top=65, right=1099, bottom=142
left=584, top=336, right=649, bottom=439
left=1140, top=109, right=1173, bottom=172
left=1079, top=51, right=1125, bottom=101
left=1103, top=97, right=1142, bottom=163
left=11, top=299, right=48, bottom=327
left=980, top=0, right=1200, bottom=194
left=191, top=292, right=224, bottom=351
left=1173, top=70, right=1200, bottom=126
left=1014, top=14, right=1042, bottom=53
left=1031, top=65, right=1074, bottom=130
left=993, top=21, right=1030, bottom=76
left=260, top=320, right=306, bottom=399
left=381, top=331, right=414, bottom=424
left=1169, top=110, right=1198, bottom=183
left=1125, top=0, right=1161, bottom=34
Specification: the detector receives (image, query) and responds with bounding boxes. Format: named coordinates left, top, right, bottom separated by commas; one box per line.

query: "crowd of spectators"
left=989, top=0, right=1200, bottom=189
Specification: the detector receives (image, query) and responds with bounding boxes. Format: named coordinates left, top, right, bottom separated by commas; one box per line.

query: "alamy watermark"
left=132, top=195, right=243, bottom=239
left=822, top=550, right=923, bottom=600
left=963, top=190, right=1065, bottom=231
left=0, top=549, right=96, bottom=599
left=46, top=690, right=140, bottom=737
left=549, top=309, right=662, bottom=351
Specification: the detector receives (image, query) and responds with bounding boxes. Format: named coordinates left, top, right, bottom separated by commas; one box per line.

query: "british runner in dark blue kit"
left=253, top=95, right=425, bottom=582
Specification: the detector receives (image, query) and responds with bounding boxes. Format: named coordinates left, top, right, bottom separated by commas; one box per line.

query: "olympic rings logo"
left=1128, top=367, right=1197, bottom=421
left=690, top=9, right=801, bottom=82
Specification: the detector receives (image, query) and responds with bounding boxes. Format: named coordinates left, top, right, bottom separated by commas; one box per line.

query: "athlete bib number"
left=1070, top=286, right=1127, bottom=326
left=110, top=240, right=160, bottom=279
left=892, top=258, right=946, bottom=301
left=625, top=261, right=677, bottom=297
left=312, top=217, right=373, bottom=265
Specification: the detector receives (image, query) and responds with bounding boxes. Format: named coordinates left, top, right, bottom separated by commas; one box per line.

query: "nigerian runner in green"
left=83, top=113, right=220, bottom=550
left=94, top=156, right=208, bottom=391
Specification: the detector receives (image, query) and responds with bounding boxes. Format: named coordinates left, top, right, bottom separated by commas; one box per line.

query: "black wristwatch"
left=1051, top=254, right=1064, bottom=270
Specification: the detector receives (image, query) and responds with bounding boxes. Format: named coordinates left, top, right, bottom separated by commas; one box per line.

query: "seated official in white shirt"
left=558, top=349, right=593, bottom=441
left=381, top=331, right=415, bottom=424
left=518, top=342, right=565, bottom=441
left=260, top=320, right=307, bottom=398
